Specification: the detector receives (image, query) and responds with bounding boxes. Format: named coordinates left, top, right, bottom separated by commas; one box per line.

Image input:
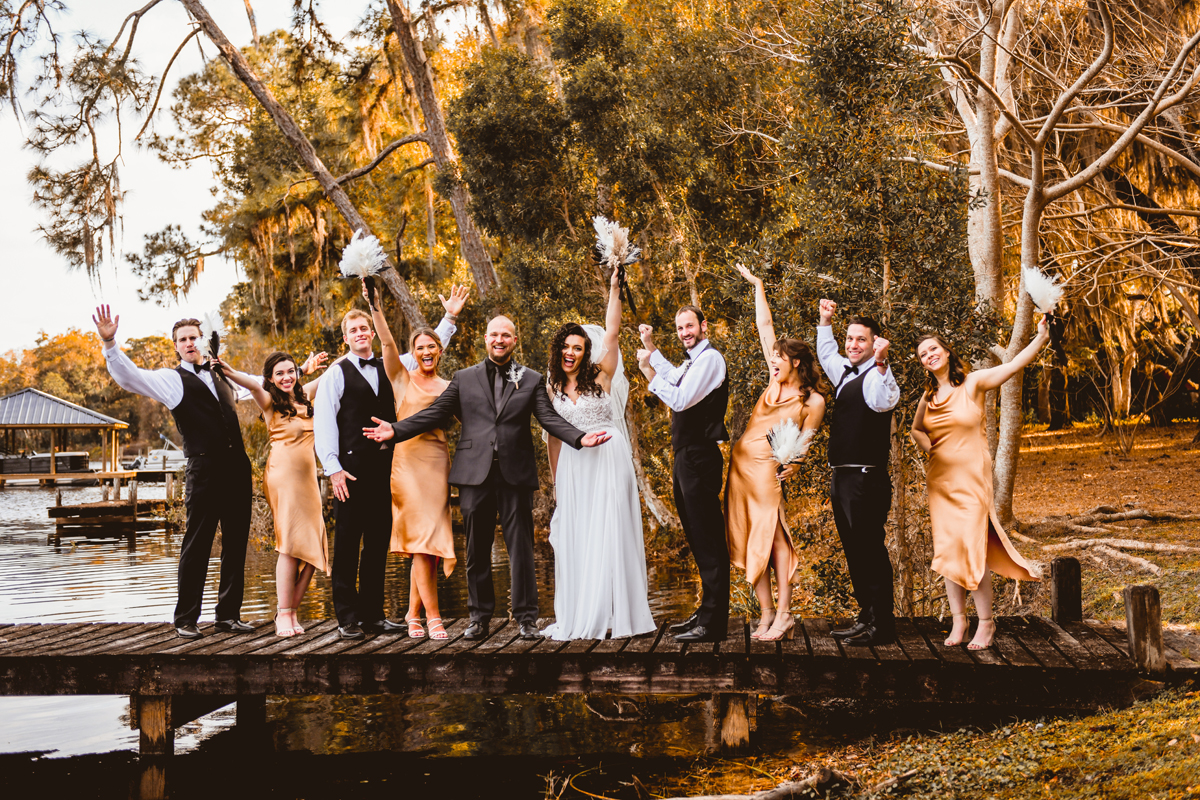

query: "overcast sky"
left=0, top=1, right=370, bottom=353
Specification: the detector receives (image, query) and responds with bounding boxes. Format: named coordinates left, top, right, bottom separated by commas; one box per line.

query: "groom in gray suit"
left=365, top=315, right=610, bottom=639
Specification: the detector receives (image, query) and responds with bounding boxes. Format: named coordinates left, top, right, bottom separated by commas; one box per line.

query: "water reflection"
left=0, top=485, right=702, bottom=759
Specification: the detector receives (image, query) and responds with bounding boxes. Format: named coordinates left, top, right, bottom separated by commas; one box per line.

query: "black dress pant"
left=177, top=452, right=252, bottom=627
left=332, top=451, right=393, bottom=627
left=672, top=441, right=729, bottom=635
left=458, top=459, right=538, bottom=624
left=830, top=466, right=895, bottom=629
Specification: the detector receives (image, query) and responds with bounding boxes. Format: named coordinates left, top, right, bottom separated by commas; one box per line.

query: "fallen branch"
left=1043, top=538, right=1200, bottom=555
left=1071, top=508, right=1200, bottom=526
left=1092, top=544, right=1163, bottom=575
left=660, top=768, right=856, bottom=800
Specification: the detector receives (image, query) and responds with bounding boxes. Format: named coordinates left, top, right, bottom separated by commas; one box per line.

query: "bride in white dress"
left=541, top=269, right=656, bottom=640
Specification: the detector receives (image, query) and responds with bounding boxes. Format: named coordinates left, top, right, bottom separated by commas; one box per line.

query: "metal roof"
left=0, top=388, right=129, bottom=429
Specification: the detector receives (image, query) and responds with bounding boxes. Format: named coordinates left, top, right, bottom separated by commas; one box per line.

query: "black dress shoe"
left=463, top=620, right=490, bottom=640
left=214, top=619, right=254, bottom=633
left=845, top=624, right=895, bottom=647
left=518, top=622, right=541, bottom=640
left=174, top=624, right=202, bottom=639
left=338, top=623, right=365, bottom=640
left=362, top=619, right=405, bottom=634
left=668, top=613, right=701, bottom=634
left=674, top=625, right=725, bottom=643
left=831, top=620, right=871, bottom=640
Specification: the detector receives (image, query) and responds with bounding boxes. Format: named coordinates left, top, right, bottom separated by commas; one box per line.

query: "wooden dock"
left=1, top=611, right=1194, bottom=756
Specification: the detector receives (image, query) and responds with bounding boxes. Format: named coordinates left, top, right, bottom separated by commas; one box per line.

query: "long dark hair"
left=262, top=351, right=312, bottom=419
left=547, top=323, right=603, bottom=398
left=918, top=335, right=969, bottom=400
left=773, top=338, right=827, bottom=402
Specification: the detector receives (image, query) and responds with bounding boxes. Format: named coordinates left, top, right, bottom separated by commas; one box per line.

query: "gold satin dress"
left=389, top=376, right=456, bottom=576
left=262, top=405, right=330, bottom=574
left=922, top=387, right=1038, bottom=590
left=724, top=381, right=807, bottom=585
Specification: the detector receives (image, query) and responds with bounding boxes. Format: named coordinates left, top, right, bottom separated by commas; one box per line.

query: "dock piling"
left=1123, top=585, right=1166, bottom=675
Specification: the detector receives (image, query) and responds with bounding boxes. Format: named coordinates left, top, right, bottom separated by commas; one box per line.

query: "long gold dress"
left=724, top=381, right=807, bottom=585
left=922, top=387, right=1038, bottom=590
left=262, top=404, right=330, bottom=574
left=389, top=376, right=456, bottom=576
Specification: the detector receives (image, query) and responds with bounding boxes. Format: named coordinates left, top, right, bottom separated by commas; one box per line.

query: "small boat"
left=131, top=436, right=187, bottom=472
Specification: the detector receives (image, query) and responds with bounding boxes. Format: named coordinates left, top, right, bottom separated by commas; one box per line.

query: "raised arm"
left=211, top=357, right=272, bottom=411
left=597, top=268, right=622, bottom=379
left=299, top=351, right=331, bottom=401
left=736, top=263, right=776, bottom=367
left=969, top=317, right=1050, bottom=396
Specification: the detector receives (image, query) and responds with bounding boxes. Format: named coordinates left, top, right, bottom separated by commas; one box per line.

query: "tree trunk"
left=1048, top=363, right=1071, bottom=429
left=179, top=0, right=429, bottom=329
left=385, top=0, right=499, bottom=293
left=625, top=404, right=680, bottom=532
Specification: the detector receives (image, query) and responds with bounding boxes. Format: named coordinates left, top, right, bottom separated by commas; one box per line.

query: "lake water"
left=0, top=483, right=845, bottom=797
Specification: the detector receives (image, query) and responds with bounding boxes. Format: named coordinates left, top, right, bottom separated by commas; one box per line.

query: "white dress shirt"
left=815, top=325, right=900, bottom=412
left=647, top=338, right=727, bottom=413
left=103, top=342, right=253, bottom=409
left=314, top=315, right=456, bottom=476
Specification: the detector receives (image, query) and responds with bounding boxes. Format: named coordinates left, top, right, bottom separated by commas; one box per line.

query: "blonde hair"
left=341, top=308, right=373, bottom=336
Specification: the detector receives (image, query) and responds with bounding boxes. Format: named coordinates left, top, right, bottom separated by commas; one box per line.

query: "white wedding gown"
left=541, top=389, right=656, bottom=640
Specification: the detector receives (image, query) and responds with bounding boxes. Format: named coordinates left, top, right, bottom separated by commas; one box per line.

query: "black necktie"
left=493, top=363, right=505, bottom=409
left=835, top=363, right=859, bottom=393
left=358, top=357, right=379, bottom=369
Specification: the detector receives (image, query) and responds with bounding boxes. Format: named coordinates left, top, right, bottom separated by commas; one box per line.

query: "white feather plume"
left=592, top=215, right=641, bottom=269
left=197, top=310, right=225, bottom=357
left=766, top=419, right=815, bottom=466
left=1022, top=266, right=1063, bottom=314
left=338, top=229, right=388, bottom=279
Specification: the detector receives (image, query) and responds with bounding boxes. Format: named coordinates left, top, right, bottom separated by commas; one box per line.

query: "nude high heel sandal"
left=968, top=616, right=996, bottom=650
left=944, top=613, right=968, bottom=647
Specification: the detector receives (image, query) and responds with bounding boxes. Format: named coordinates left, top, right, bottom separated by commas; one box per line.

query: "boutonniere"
left=506, top=364, right=525, bottom=386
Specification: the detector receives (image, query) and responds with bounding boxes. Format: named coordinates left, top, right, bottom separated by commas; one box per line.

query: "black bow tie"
left=842, top=364, right=860, bottom=377
left=358, top=357, right=380, bottom=369
left=195, top=361, right=212, bottom=372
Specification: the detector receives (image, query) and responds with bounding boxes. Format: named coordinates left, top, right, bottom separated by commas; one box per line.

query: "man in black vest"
left=815, top=299, right=900, bottom=646
left=314, top=308, right=407, bottom=640
left=636, top=306, right=730, bottom=643
left=363, top=315, right=609, bottom=640
left=93, top=306, right=255, bottom=639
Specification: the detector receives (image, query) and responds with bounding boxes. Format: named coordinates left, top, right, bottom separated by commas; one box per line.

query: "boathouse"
left=0, top=387, right=135, bottom=485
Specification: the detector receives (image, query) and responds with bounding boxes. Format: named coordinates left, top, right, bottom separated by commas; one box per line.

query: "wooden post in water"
left=1050, top=557, right=1082, bottom=624
left=165, top=472, right=174, bottom=502
left=130, top=478, right=138, bottom=518
left=1123, top=585, right=1167, bottom=675
left=136, top=695, right=174, bottom=755
left=711, top=694, right=755, bottom=751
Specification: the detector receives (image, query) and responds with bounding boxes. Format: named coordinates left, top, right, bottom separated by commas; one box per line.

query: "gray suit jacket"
left=389, top=361, right=585, bottom=488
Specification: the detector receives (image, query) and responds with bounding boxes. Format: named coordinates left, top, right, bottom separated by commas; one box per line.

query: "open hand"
left=638, top=324, right=654, bottom=349
left=363, top=416, right=396, bottom=442
left=735, top=262, right=761, bottom=286
left=580, top=430, right=611, bottom=448
left=92, top=305, right=119, bottom=343
left=818, top=299, right=837, bottom=325
left=301, top=351, right=329, bottom=375
left=873, top=336, right=890, bottom=363
left=331, top=470, right=356, bottom=502
left=439, top=284, right=470, bottom=317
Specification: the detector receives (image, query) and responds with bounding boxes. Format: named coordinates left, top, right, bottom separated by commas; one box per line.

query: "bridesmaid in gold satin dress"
left=725, top=265, right=827, bottom=641
left=911, top=320, right=1048, bottom=650
left=370, top=283, right=469, bottom=641
left=218, top=350, right=330, bottom=637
